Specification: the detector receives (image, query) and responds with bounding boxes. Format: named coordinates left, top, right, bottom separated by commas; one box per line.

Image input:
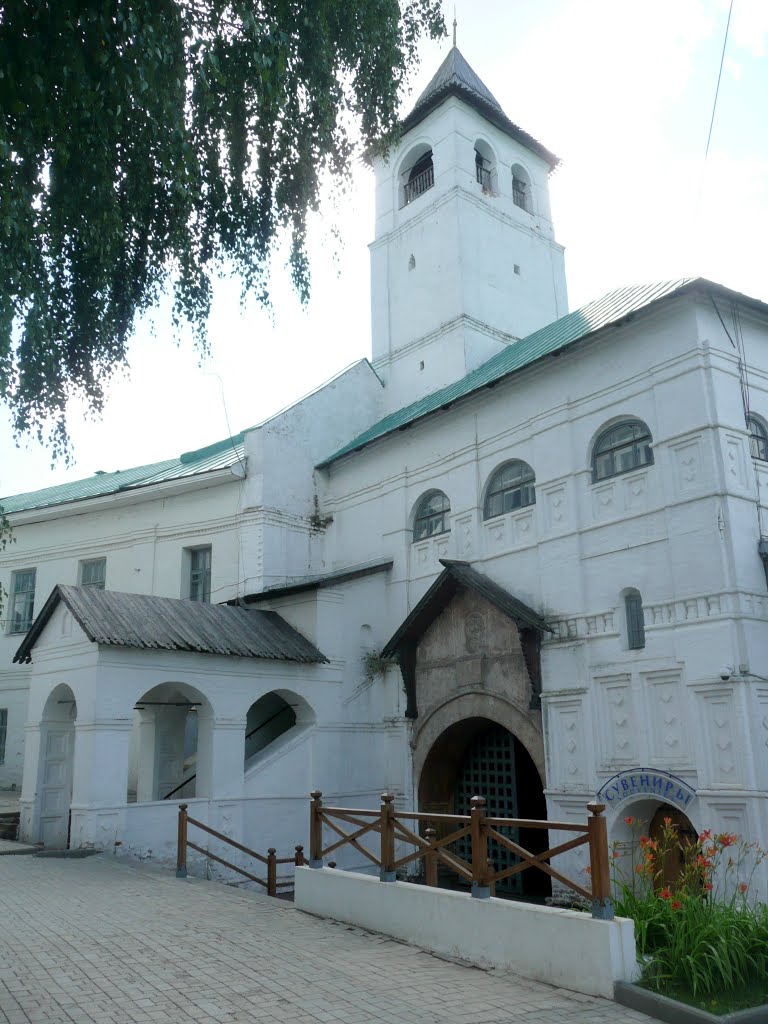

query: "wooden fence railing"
left=176, top=803, right=305, bottom=897
left=308, top=791, right=613, bottom=919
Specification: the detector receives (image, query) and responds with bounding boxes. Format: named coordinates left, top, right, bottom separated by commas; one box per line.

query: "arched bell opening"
left=418, top=716, right=549, bottom=899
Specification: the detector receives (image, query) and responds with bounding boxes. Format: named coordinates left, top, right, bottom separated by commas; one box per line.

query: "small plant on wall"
left=362, top=651, right=395, bottom=682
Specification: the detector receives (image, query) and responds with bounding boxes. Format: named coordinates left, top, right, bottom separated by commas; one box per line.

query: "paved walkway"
left=0, top=855, right=652, bottom=1024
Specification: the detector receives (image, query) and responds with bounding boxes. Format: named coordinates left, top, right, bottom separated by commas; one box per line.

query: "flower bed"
left=611, top=817, right=768, bottom=1016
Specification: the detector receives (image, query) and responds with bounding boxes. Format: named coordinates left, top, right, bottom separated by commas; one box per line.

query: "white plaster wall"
left=295, top=867, right=638, bottom=999
left=0, top=474, right=244, bottom=790
left=322, top=289, right=768, bottom=890
left=370, top=96, right=567, bottom=408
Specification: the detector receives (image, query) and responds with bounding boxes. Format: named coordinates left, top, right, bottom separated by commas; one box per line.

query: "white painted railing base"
left=294, top=866, right=639, bottom=998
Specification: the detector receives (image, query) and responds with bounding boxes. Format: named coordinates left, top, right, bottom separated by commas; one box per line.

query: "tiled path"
left=0, top=855, right=652, bottom=1024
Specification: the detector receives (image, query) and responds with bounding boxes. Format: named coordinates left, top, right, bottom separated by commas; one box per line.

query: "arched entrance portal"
left=419, top=717, right=549, bottom=898
left=38, top=684, right=77, bottom=848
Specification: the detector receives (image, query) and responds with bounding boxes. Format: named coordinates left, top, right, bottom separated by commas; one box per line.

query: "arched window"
left=747, top=415, right=768, bottom=461
left=474, top=140, right=495, bottom=192
left=484, top=461, right=536, bottom=520
left=401, top=148, right=434, bottom=208
left=413, top=491, right=450, bottom=541
left=510, top=164, right=532, bottom=213
left=592, top=420, right=653, bottom=482
left=624, top=590, right=645, bottom=650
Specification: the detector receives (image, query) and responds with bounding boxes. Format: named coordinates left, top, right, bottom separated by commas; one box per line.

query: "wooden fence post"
left=294, top=844, right=306, bottom=867
left=380, top=792, right=396, bottom=881
left=176, top=803, right=188, bottom=878
left=470, top=796, right=490, bottom=898
left=587, top=802, right=614, bottom=920
left=424, top=826, right=438, bottom=887
left=309, top=791, right=323, bottom=867
left=267, top=848, right=277, bottom=897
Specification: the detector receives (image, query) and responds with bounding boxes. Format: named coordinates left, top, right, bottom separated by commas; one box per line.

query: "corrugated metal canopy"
left=317, top=278, right=702, bottom=469
left=13, top=585, right=328, bottom=665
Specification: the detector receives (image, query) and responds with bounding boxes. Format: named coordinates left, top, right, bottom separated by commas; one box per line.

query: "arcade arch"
left=128, top=682, right=213, bottom=803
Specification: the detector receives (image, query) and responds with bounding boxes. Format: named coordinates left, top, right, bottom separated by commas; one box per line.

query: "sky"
left=2, top=0, right=767, bottom=499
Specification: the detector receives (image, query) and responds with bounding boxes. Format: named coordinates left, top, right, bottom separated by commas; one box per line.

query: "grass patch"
left=638, top=977, right=768, bottom=1015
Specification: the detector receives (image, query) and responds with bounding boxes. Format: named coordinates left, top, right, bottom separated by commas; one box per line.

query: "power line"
left=703, top=0, right=734, bottom=165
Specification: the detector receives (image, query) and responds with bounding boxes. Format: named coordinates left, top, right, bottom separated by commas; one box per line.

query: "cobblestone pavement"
left=0, top=855, right=652, bottom=1024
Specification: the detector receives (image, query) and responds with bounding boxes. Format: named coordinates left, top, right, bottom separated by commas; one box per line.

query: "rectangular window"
left=79, top=558, right=106, bottom=589
left=189, top=547, right=211, bottom=603
left=0, top=709, right=6, bottom=764
left=625, top=593, right=646, bottom=650
left=9, top=569, right=36, bottom=634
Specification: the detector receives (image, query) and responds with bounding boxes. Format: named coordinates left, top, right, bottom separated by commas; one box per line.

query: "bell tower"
left=369, top=47, right=568, bottom=410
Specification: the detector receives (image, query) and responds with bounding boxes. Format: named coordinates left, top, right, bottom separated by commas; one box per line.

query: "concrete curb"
left=614, top=981, right=768, bottom=1023
left=34, top=849, right=103, bottom=859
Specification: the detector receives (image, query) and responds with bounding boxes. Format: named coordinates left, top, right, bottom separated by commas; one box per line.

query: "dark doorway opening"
left=419, top=717, right=549, bottom=900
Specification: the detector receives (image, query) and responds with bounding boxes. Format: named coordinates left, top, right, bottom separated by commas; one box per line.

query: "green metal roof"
left=1, top=434, right=245, bottom=515
left=317, top=278, right=700, bottom=469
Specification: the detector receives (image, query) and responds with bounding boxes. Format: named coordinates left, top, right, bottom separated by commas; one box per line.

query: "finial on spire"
left=452, top=6, right=457, bottom=48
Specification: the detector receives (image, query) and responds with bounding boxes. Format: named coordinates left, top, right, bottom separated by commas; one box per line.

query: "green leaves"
left=0, top=1, right=445, bottom=456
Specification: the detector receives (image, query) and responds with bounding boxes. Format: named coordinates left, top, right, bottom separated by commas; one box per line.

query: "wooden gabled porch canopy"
left=381, top=559, right=552, bottom=718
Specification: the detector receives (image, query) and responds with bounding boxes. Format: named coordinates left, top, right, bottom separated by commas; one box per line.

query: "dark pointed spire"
left=401, top=47, right=560, bottom=172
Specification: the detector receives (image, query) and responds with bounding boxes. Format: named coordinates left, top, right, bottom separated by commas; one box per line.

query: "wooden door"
left=454, top=724, right=521, bottom=894
left=648, top=805, right=698, bottom=889
left=39, top=724, right=74, bottom=848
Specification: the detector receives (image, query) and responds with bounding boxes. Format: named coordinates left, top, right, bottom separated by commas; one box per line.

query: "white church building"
left=2, top=47, right=768, bottom=896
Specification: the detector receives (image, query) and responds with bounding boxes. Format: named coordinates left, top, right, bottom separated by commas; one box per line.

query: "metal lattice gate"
left=454, top=724, right=521, bottom=894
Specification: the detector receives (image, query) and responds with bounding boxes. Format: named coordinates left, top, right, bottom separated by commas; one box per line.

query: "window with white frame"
left=188, top=547, right=212, bottom=603
left=747, top=415, right=768, bottom=461
left=0, top=709, right=6, bottom=764
left=79, top=558, right=106, bottom=589
left=8, top=569, right=36, bottom=634
left=484, top=461, right=536, bottom=519
left=592, top=419, right=653, bottom=482
left=413, top=491, right=451, bottom=541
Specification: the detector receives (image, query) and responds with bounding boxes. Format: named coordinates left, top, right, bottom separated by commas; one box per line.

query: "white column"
left=196, top=715, right=246, bottom=800
left=18, top=723, right=41, bottom=843
left=136, top=709, right=156, bottom=802
left=69, top=719, right=133, bottom=848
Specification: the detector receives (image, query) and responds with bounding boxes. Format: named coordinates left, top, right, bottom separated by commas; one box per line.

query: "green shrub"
left=612, top=817, right=768, bottom=1001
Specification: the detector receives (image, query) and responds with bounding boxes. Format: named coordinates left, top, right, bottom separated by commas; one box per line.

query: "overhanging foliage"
left=0, top=1, right=444, bottom=454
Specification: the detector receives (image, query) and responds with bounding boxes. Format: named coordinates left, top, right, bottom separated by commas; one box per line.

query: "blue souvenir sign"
left=598, top=768, right=696, bottom=812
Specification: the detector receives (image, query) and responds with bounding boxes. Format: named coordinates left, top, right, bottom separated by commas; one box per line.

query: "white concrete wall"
left=295, top=866, right=638, bottom=999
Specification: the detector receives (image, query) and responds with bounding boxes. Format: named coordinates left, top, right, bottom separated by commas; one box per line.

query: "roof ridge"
left=317, top=278, right=702, bottom=469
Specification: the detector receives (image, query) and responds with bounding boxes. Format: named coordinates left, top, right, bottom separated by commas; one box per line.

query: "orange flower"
left=612, top=850, right=620, bottom=859
left=635, top=864, right=644, bottom=875
left=584, top=865, right=592, bottom=875
left=717, top=833, right=738, bottom=848
left=704, top=882, right=713, bottom=892
left=671, top=899, right=682, bottom=910
left=663, top=816, right=672, bottom=826
left=639, top=835, right=649, bottom=847
left=624, top=816, right=635, bottom=826
left=699, top=829, right=712, bottom=842
left=738, top=882, right=748, bottom=894
left=660, top=887, right=672, bottom=900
